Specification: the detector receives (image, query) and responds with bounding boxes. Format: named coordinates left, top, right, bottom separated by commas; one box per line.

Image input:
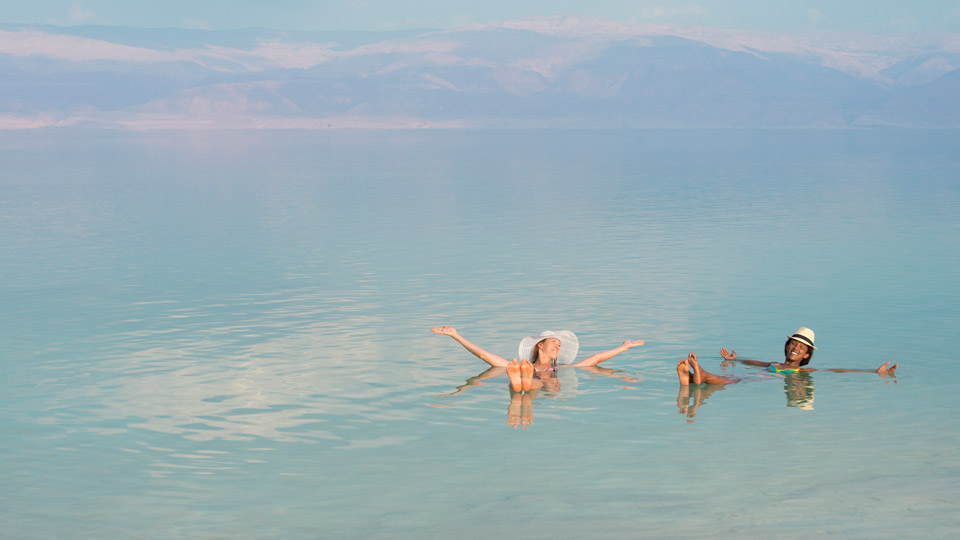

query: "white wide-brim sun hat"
left=518, top=330, right=579, bottom=364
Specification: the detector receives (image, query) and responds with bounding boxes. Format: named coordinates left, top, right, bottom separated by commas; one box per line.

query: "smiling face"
left=784, top=338, right=812, bottom=365
left=536, top=338, right=562, bottom=364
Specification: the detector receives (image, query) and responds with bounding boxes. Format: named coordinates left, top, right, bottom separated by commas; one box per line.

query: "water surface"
left=1, top=129, right=958, bottom=538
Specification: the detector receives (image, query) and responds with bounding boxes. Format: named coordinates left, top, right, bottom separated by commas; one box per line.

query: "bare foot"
left=506, top=359, right=523, bottom=392
left=687, top=353, right=703, bottom=385
left=677, top=357, right=691, bottom=386
left=520, top=359, right=534, bottom=391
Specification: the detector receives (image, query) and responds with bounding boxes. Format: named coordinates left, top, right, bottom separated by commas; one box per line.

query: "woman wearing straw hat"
left=677, top=327, right=897, bottom=386
left=430, top=326, right=644, bottom=392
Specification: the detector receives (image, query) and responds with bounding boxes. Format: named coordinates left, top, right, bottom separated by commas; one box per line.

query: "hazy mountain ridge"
left=1, top=16, right=958, bottom=128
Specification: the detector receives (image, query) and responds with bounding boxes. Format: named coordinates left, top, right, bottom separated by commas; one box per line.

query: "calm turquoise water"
left=2, top=129, right=958, bottom=538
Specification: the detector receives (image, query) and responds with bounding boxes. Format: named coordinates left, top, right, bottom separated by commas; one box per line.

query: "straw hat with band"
left=518, top=330, right=579, bottom=365
left=788, top=327, right=817, bottom=350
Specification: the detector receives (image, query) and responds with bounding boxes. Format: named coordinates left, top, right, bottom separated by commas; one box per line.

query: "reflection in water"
left=675, top=369, right=813, bottom=422
left=676, top=366, right=899, bottom=421
left=434, top=365, right=505, bottom=398
left=783, top=372, right=816, bottom=410
left=39, top=290, right=418, bottom=447
left=675, top=384, right=728, bottom=423
left=438, top=365, right=640, bottom=428
left=506, top=392, right=534, bottom=429
left=676, top=367, right=896, bottom=421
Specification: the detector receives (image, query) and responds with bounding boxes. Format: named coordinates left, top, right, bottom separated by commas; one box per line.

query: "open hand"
left=623, top=339, right=645, bottom=348
left=431, top=325, right=459, bottom=337
left=720, top=348, right=737, bottom=361
left=876, top=362, right=898, bottom=375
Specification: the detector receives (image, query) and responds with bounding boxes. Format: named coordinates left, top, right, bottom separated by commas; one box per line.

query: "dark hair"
left=785, top=338, right=814, bottom=366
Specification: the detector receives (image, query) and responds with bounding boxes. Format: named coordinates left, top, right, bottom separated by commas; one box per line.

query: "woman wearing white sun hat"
left=430, top=326, right=644, bottom=392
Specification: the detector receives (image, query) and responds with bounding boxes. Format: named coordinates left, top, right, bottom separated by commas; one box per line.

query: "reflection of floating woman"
left=677, top=327, right=898, bottom=386
left=431, top=326, right=645, bottom=392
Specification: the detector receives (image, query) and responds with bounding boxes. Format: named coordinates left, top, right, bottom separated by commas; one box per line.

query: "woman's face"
left=784, top=339, right=811, bottom=363
left=537, top=338, right=562, bottom=362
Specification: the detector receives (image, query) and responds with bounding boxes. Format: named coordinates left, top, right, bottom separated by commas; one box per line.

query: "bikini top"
left=769, top=364, right=800, bottom=373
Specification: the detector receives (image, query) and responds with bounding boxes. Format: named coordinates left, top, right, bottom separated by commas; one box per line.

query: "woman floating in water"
left=431, top=326, right=645, bottom=392
left=677, top=327, right=898, bottom=386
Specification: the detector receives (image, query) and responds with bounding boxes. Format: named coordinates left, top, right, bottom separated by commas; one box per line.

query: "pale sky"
left=7, top=1, right=960, bottom=32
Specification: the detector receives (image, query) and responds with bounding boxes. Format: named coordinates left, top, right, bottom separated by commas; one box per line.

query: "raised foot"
left=520, top=359, right=535, bottom=391
left=506, top=359, right=523, bottom=392
left=676, top=357, right=691, bottom=385
left=687, top=353, right=702, bottom=385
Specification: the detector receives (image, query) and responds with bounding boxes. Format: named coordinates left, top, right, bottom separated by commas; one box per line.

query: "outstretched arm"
left=720, top=347, right=771, bottom=367
left=573, top=339, right=644, bottom=367
left=819, top=362, right=898, bottom=375
left=430, top=326, right=509, bottom=367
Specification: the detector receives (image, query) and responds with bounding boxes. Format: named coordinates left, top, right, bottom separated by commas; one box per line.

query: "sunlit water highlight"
left=1, top=129, right=958, bottom=538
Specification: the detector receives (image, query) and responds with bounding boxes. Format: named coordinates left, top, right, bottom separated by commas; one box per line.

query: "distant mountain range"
left=2, top=16, right=959, bottom=128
